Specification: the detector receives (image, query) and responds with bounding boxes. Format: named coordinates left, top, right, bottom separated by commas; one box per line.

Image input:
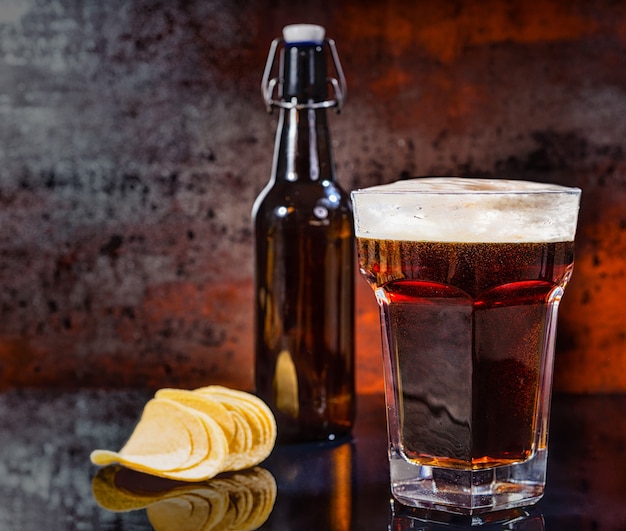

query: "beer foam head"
left=351, top=178, right=581, bottom=243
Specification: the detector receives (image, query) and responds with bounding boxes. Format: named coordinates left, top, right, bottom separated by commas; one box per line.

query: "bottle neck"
left=271, top=41, right=334, bottom=184
left=271, top=104, right=334, bottom=184
left=281, top=42, right=328, bottom=102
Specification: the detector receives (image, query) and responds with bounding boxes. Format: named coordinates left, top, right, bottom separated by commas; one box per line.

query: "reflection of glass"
left=92, top=465, right=276, bottom=530
left=390, top=499, right=546, bottom=530
left=352, top=178, right=581, bottom=515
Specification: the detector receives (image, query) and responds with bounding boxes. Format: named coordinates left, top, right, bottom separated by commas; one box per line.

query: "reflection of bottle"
left=263, top=439, right=354, bottom=530
left=254, top=24, right=355, bottom=443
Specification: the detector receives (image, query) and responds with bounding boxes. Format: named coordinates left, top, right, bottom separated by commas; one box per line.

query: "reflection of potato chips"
left=92, top=465, right=276, bottom=531
left=90, top=387, right=277, bottom=482
left=210, top=470, right=278, bottom=531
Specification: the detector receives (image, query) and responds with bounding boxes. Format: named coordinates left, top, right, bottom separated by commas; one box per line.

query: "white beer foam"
left=351, top=178, right=581, bottom=243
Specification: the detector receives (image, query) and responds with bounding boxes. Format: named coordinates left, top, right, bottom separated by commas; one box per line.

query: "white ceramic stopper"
left=283, top=24, right=325, bottom=44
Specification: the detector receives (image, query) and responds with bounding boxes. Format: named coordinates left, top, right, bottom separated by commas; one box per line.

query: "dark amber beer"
left=352, top=178, right=581, bottom=516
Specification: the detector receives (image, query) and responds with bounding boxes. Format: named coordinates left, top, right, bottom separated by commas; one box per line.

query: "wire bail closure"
left=261, top=38, right=347, bottom=114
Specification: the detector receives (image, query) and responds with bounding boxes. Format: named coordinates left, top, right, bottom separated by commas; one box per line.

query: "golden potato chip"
left=154, top=408, right=229, bottom=481
left=154, top=387, right=252, bottom=472
left=225, top=402, right=268, bottom=470
left=90, top=398, right=207, bottom=472
left=155, top=388, right=236, bottom=443
left=195, top=386, right=275, bottom=437
left=228, top=399, right=266, bottom=443
left=194, top=386, right=277, bottom=469
left=90, top=385, right=277, bottom=484
left=91, top=398, right=228, bottom=481
left=223, top=410, right=255, bottom=471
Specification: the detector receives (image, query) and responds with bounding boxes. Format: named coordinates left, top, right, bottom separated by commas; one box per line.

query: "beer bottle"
left=253, top=24, right=355, bottom=443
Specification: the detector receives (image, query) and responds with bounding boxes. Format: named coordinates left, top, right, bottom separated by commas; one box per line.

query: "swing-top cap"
left=282, top=24, right=325, bottom=44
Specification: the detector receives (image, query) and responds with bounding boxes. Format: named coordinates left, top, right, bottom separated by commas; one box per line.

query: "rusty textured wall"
left=0, top=0, right=625, bottom=393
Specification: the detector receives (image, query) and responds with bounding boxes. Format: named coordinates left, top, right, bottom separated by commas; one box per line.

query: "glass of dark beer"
left=352, top=178, right=581, bottom=517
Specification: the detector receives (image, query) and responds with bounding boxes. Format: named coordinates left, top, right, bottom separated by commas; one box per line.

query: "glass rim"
left=351, top=177, right=582, bottom=196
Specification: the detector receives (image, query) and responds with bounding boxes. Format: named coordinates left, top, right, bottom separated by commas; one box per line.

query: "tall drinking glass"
left=352, top=178, right=581, bottom=516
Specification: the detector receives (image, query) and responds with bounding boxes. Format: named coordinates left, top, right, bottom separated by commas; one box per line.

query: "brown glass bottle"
left=253, top=25, right=355, bottom=443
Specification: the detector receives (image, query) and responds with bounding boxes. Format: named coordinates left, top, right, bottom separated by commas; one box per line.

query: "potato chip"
left=90, top=398, right=228, bottom=481
left=155, top=410, right=228, bottom=481
left=90, top=385, right=277, bottom=483
left=195, top=386, right=275, bottom=437
left=225, top=403, right=268, bottom=470
left=155, top=388, right=236, bottom=443
left=153, top=388, right=257, bottom=473
left=194, top=386, right=277, bottom=469
left=91, top=398, right=207, bottom=472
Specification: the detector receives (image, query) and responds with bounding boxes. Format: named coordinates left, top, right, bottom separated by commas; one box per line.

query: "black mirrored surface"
left=0, top=392, right=624, bottom=530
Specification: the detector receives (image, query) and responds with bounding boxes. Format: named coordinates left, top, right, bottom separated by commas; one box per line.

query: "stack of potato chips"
left=90, top=386, right=277, bottom=481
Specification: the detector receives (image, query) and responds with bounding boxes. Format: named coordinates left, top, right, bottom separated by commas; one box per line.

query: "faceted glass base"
left=389, top=447, right=547, bottom=516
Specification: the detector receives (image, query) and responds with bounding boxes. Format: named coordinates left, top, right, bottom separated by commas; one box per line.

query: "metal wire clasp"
left=261, top=38, right=347, bottom=114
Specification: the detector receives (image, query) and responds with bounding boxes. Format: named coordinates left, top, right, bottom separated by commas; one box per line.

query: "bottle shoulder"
left=254, top=180, right=352, bottom=212
left=258, top=178, right=350, bottom=198
left=253, top=180, right=353, bottom=235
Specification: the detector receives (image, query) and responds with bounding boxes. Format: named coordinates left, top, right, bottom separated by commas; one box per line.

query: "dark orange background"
left=0, top=0, right=624, bottom=394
